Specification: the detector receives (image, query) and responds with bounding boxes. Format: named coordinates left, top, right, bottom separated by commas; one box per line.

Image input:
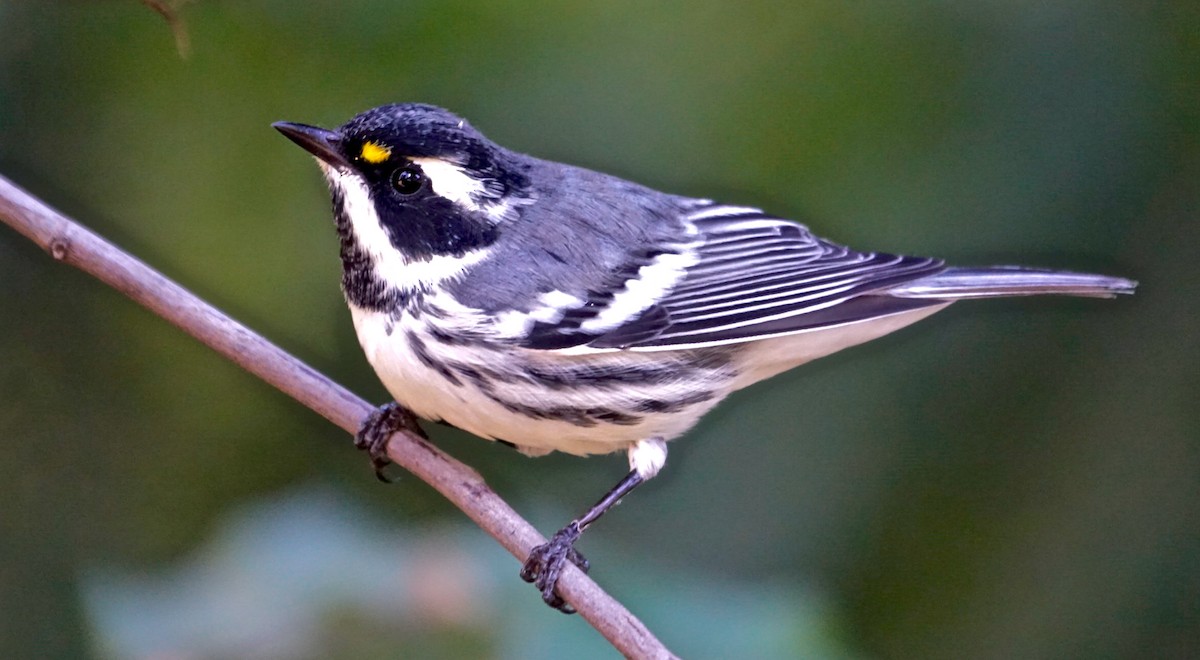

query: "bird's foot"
left=520, top=522, right=590, bottom=613
left=355, top=402, right=426, bottom=482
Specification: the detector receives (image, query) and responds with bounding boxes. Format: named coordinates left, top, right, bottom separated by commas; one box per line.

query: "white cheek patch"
left=322, top=165, right=489, bottom=293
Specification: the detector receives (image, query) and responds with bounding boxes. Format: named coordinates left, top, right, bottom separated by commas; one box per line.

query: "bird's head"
left=275, top=104, right=531, bottom=292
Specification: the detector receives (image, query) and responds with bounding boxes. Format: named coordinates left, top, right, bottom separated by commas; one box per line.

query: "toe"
left=355, top=403, right=427, bottom=475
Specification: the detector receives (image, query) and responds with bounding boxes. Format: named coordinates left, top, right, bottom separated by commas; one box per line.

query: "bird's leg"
left=355, top=402, right=427, bottom=482
left=521, top=471, right=644, bottom=612
left=520, top=437, right=667, bottom=613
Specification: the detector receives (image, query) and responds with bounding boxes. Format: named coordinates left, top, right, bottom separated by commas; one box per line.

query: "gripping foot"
left=518, top=469, right=646, bottom=612
left=520, top=523, right=591, bottom=613
left=355, top=402, right=426, bottom=482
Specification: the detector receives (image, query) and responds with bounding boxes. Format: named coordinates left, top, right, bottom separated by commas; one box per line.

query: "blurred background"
left=1, top=1, right=1197, bottom=658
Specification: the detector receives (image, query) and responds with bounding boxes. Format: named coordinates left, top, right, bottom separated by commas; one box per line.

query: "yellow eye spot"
left=359, top=141, right=391, bottom=164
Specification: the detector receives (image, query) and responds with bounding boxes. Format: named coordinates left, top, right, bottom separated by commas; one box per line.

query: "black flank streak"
left=423, top=303, right=449, bottom=320
left=520, top=362, right=680, bottom=389
left=487, top=396, right=641, bottom=428
left=450, top=363, right=491, bottom=389
left=634, top=390, right=715, bottom=414
left=427, top=326, right=462, bottom=345
left=406, top=331, right=462, bottom=387
left=591, top=409, right=642, bottom=425
left=416, top=323, right=734, bottom=428
left=491, top=398, right=598, bottom=427
left=428, top=325, right=493, bottom=347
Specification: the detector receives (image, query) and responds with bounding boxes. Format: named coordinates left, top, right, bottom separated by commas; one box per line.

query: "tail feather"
left=887, top=266, right=1137, bottom=300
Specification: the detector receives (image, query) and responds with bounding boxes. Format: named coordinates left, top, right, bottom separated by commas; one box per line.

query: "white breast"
left=349, top=295, right=947, bottom=459
left=350, top=305, right=478, bottom=426
left=348, top=304, right=725, bottom=457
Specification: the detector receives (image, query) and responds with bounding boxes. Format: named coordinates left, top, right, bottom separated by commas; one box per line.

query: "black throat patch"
left=330, top=186, right=413, bottom=312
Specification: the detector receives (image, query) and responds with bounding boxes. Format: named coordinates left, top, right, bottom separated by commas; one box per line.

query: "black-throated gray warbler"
left=274, top=103, right=1136, bottom=612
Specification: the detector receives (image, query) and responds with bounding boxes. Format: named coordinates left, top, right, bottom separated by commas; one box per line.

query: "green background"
left=1, top=1, right=1197, bottom=658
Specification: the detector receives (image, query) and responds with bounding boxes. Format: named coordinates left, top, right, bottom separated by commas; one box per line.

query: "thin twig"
left=140, top=0, right=192, bottom=59
left=0, top=173, right=677, bottom=660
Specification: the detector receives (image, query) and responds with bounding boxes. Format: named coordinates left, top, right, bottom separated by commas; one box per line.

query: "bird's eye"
left=391, top=167, right=425, bottom=195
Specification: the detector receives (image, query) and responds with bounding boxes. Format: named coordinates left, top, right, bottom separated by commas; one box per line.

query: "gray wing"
left=520, top=203, right=946, bottom=351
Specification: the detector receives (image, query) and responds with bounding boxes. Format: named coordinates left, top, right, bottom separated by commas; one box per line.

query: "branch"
left=0, top=174, right=677, bottom=659
left=140, top=0, right=192, bottom=59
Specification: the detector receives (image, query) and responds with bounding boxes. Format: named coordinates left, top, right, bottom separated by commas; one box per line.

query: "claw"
left=355, top=402, right=426, bottom=481
left=521, top=523, right=590, bottom=613
left=517, top=470, right=646, bottom=612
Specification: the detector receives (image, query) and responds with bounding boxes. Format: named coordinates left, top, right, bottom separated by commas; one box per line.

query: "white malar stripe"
left=578, top=250, right=699, bottom=333
left=323, top=166, right=489, bottom=292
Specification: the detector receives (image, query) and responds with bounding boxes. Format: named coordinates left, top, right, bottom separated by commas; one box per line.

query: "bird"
left=273, top=103, right=1136, bottom=612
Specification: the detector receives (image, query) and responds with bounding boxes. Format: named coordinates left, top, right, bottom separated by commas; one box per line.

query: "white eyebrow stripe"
left=410, top=157, right=489, bottom=211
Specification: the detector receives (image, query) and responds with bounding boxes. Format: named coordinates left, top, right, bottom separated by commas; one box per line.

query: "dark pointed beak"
left=273, top=121, right=352, bottom=170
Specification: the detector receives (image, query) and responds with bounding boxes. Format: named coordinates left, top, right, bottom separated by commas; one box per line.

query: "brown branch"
left=0, top=174, right=677, bottom=659
left=140, top=0, right=192, bottom=59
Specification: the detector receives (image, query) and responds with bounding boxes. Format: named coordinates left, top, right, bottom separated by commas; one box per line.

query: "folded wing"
left=588, top=205, right=945, bottom=349
left=517, top=203, right=946, bottom=351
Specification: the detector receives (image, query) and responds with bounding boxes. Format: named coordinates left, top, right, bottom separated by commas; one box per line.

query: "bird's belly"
left=730, top=303, right=951, bottom=386
left=349, top=305, right=731, bottom=457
